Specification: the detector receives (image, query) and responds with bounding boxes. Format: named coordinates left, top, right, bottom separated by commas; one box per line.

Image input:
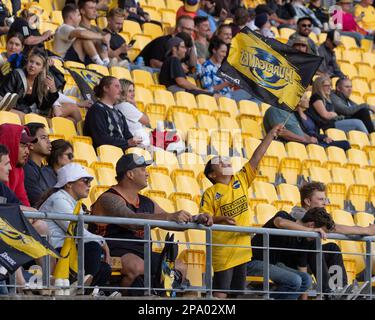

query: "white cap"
left=54, top=163, right=93, bottom=188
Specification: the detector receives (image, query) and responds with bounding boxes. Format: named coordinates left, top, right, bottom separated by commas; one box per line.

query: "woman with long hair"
left=0, top=32, right=25, bottom=70
left=38, top=163, right=112, bottom=294
left=306, top=75, right=369, bottom=133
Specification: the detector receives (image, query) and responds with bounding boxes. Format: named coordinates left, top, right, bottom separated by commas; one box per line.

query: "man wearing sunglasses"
left=287, top=17, right=319, bottom=55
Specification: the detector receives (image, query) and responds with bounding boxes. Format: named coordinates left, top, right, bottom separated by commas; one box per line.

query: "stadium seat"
left=240, top=118, right=263, bottom=139
left=64, top=61, right=85, bottom=69
left=175, top=91, right=198, bottom=110
left=143, top=22, right=163, bottom=39
left=96, top=145, right=124, bottom=168
left=109, top=66, right=132, bottom=80
left=218, top=116, right=240, bottom=136
left=238, top=100, right=262, bottom=123
left=196, top=94, right=219, bottom=114
left=178, top=152, right=205, bottom=177
left=153, top=149, right=180, bottom=173
left=279, top=28, right=295, bottom=39
left=339, top=36, right=358, bottom=50
left=198, top=172, right=213, bottom=191
left=173, top=111, right=196, bottom=140
left=342, top=50, right=362, bottom=64
left=285, top=142, right=321, bottom=176
left=197, top=114, right=218, bottom=132
left=154, top=89, right=176, bottom=109
left=132, top=69, right=156, bottom=88
left=0, top=111, right=21, bottom=125
left=354, top=212, right=374, bottom=227
left=161, top=9, right=177, bottom=28
left=151, top=195, right=175, bottom=212
left=352, top=78, right=370, bottom=97
left=209, top=130, right=231, bottom=156
left=355, top=64, right=375, bottom=82
left=347, top=148, right=373, bottom=170
left=145, top=103, right=166, bottom=128
left=187, top=128, right=209, bottom=155
left=254, top=203, right=278, bottom=226
left=125, top=147, right=152, bottom=161
left=51, top=117, right=77, bottom=140
left=348, top=130, right=374, bottom=151
left=354, top=168, right=375, bottom=187
left=165, top=0, right=183, bottom=11
left=175, top=198, right=199, bottom=214
left=148, top=172, right=176, bottom=197
left=87, top=64, right=109, bottom=76
left=135, top=86, right=154, bottom=108
left=277, top=183, right=301, bottom=206
left=326, top=128, right=347, bottom=141
left=73, top=141, right=109, bottom=168
left=218, top=97, right=238, bottom=118
left=122, top=20, right=143, bottom=38
left=148, top=0, right=167, bottom=9
left=174, top=175, right=201, bottom=201
left=362, top=52, right=375, bottom=67
left=131, top=34, right=153, bottom=52
left=24, top=114, right=50, bottom=131
left=326, top=146, right=348, bottom=167
left=95, top=167, right=117, bottom=186
left=307, top=144, right=338, bottom=169
left=339, top=62, right=358, bottom=78
left=252, top=181, right=293, bottom=210
left=230, top=156, right=248, bottom=173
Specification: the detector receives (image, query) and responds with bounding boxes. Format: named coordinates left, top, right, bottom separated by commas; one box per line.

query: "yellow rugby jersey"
left=200, top=162, right=255, bottom=272
left=355, top=4, right=375, bottom=31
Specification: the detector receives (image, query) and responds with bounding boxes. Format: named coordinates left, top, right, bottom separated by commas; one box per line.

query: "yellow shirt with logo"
left=355, top=4, right=375, bottom=31
left=200, top=162, right=255, bottom=272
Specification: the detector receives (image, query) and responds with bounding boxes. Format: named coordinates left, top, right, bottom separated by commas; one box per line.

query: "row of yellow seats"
left=327, top=129, right=375, bottom=151
left=336, top=49, right=375, bottom=68
left=337, top=62, right=375, bottom=83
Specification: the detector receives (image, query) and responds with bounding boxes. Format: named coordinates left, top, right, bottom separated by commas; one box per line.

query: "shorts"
left=212, top=263, right=247, bottom=296
left=64, top=45, right=93, bottom=65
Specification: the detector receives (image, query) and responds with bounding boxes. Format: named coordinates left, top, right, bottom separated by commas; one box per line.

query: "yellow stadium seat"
left=131, top=34, right=153, bottom=52
left=175, top=91, right=198, bottom=110
left=277, top=183, right=300, bottom=206
left=96, top=145, right=124, bottom=168
left=230, top=156, right=248, bottom=173
left=175, top=198, right=199, bottom=214
left=238, top=100, right=262, bottom=123
left=64, top=61, right=85, bottom=69
left=326, top=146, right=348, bottom=167
left=218, top=97, right=238, bottom=118
left=342, top=50, right=362, bottom=64
left=125, top=147, right=152, bottom=161
left=318, top=32, right=327, bottom=44
left=260, top=103, right=271, bottom=115
left=218, top=116, right=240, bottom=135
left=154, top=89, right=176, bottom=111
left=161, top=9, right=177, bottom=28
left=174, top=175, right=201, bottom=200
left=0, top=111, right=21, bottom=125
left=197, top=114, right=218, bottom=133
left=340, top=62, right=358, bottom=78
left=24, top=114, right=49, bottom=130
left=122, top=20, right=143, bottom=38
left=187, top=128, right=209, bottom=156
left=254, top=203, right=278, bottom=226
left=355, top=64, right=375, bottom=82
left=340, top=36, right=358, bottom=50
left=354, top=168, right=375, bottom=187
left=87, top=64, right=109, bottom=76
left=362, top=52, right=375, bottom=67
left=279, top=28, right=295, bottom=39
left=151, top=196, right=175, bottom=212
left=198, top=172, right=213, bottom=191
left=209, top=130, right=231, bottom=157
left=348, top=130, right=373, bottom=151
left=285, top=142, right=320, bottom=177
left=51, top=117, right=77, bottom=140
left=148, top=0, right=166, bottom=9
left=109, top=66, right=132, bottom=80
left=73, top=141, right=106, bottom=168
left=143, top=22, right=163, bottom=39
left=365, top=93, right=375, bottom=105
left=352, top=77, right=370, bottom=97
left=96, top=16, right=107, bottom=29
left=307, top=144, right=328, bottom=164
left=153, top=149, right=180, bottom=173
left=178, top=152, right=205, bottom=177
left=309, top=32, right=318, bottom=44
left=243, top=136, right=260, bottom=158
left=173, top=111, right=196, bottom=140
left=132, top=69, right=155, bottom=87
left=347, top=148, right=372, bottom=169
left=326, top=128, right=347, bottom=141
left=252, top=181, right=293, bottom=210
left=135, top=86, right=154, bottom=107
left=196, top=94, right=219, bottom=114
left=51, top=10, right=63, bottom=25
left=165, top=0, right=182, bottom=11
left=95, top=167, right=117, bottom=186
left=240, top=118, right=263, bottom=139
left=149, top=172, right=175, bottom=197
left=354, top=212, right=374, bottom=227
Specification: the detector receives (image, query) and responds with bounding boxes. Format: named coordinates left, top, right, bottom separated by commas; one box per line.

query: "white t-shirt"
left=53, top=24, right=79, bottom=57
left=115, top=101, right=150, bottom=146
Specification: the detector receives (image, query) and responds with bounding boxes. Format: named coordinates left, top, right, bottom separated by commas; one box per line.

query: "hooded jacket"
left=0, top=124, right=30, bottom=206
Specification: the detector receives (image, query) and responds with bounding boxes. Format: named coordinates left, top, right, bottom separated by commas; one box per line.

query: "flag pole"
left=274, top=111, right=294, bottom=140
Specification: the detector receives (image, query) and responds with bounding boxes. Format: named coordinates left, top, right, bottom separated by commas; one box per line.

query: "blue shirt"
left=197, top=9, right=217, bottom=33
left=0, top=181, right=21, bottom=205
left=200, top=59, right=232, bottom=97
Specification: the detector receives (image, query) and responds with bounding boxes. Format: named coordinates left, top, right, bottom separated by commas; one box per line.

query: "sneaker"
left=335, top=284, right=354, bottom=300
left=109, top=291, right=122, bottom=298
left=0, top=93, right=12, bottom=110
left=4, top=93, right=19, bottom=111
left=69, top=274, right=93, bottom=296
left=347, top=281, right=371, bottom=300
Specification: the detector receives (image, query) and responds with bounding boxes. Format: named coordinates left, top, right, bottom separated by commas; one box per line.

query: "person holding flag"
left=38, top=163, right=111, bottom=294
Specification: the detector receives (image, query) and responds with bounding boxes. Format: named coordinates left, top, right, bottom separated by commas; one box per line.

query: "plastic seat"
left=254, top=203, right=278, bottom=226
left=134, top=86, right=154, bottom=107
left=279, top=28, right=295, bottom=39
left=109, top=66, right=132, bottom=80
left=151, top=195, right=175, bottom=212
left=131, top=34, right=153, bottom=52
left=154, top=89, right=176, bottom=109
left=362, top=52, right=375, bottom=67
left=173, top=111, right=196, bottom=140
left=51, top=117, right=77, bottom=140
left=64, top=60, right=85, bottom=69
left=326, top=128, right=347, bottom=141
left=196, top=94, right=219, bottom=114
left=96, top=145, right=124, bottom=168
left=230, top=156, right=248, bottom=173
left=209, top=130, right=231, bottom=156
left=285, top=142, right=320, bottom=176
left=161, top=9, right=177, bottom=28
left=125, top=147, right=152, bottom=161
left=218, top=97, right=238, bottom=118
left=153, top=149, right=180, bottom=173
left=187, top=128, right=209, bottom=156
left=326, top=146, right=348, bottom=167
left=342, top=50, right=362, bottom=64
left=0, top=111, right=21, bottom=125
left=218, top=116, right=240, bottom=136
left=95, top=167, right=117, bottom=186
left=24, top=113, right=50, bottom=131
left=339, top=62, right=358, bottom=78
left=354, top=168, right=375, bottom=187
left=340, top=36, right=358, bottom=50
left=175, top=91, right=198, bottom=110
left=354, top=212, right=374, bottom=227
left=178, top=152, right=205, bottom=177
left=132, top=69, right=155, bottom=88
left=306, top=144, right=340, bottom=169
left=73, top=141, right=101, bottom=167
left=122, top=20, right=143, bottom=38
left=87, top=64, right=109, bottom=76
left=148, top=0, right=166, bottom=9
left=240, top=118, right=263, bottom=139
left=175, top=198, right=199, bottom=214
left=238, top=100, right=262, bottom=123
left=143, top=22, right=163, bottom=39
left=347, top=148, right=372, bottom=169
left=174, top=175, right=201, bottom=200
left=277, top=183, right=301, bottom=206
left=148, top=172, right=175, bottom=197
left=352, top=78, right=370, bottom=97
left=252, top=181, right=293, bottom=210
left=348, top=130, right=373, bottom=151
left=197, top=114, right=218, bottom=132
left=355, top=64, right=375, bottom=82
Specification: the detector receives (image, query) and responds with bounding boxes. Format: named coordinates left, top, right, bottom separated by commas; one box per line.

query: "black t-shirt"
left=306, top=93, right=335, bottom=130
left=9, top=18, right=42, bottom=52
left=0, top=181, right=21, bottom=205
left=251, top=211, right=309, bottom=268
left=159, top=56, right=186, bottom=88
left=137, top=35, right=171, bottom=66
left=0, top=1, right=9, bottom=26
left=103, top=28, right=128, bottom=61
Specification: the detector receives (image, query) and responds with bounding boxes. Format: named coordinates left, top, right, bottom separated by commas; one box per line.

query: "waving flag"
left=218, top=27, right=323, bottom=111
left=67, top=67, right=103, bottom=101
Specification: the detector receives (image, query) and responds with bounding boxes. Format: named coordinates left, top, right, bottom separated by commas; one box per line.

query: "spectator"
left=89, top=153, right=212, bottom=294
left=159, top=36, right=209, bottom=94
left=78, top=0, right=110, bottom=65
left=119, top=0, right=149, bottom=25
left=103, top=8, right=131, bottom=65
left=290, top=182, right=375, bottom=297
left=194, top=16, right=211, bottom=64
left=294, top=93, right=351, bottom=150
left=0, top=124, right=36, bottom=206
left=177, top=0, right=200, bottom=19
left=331, top=77, right=375, bottom=131
left=317, top=30, right=344, bottom=78
left=292, top=0, right=323, bottom=33
left=8, top=8, right=53, bottom=53
left=83, top=76, right=142, bottom=149
left=307, top=75, right=371, bottom=133
left=0, top=0, right=11, bottom=36
left=213, top=0, right=243, bottom=18
left=308, top=0, right=329, bottom=28
left=197, top=0, right=220, bottom=33
left=200, top=125, right=284, bottom=298
left=267, top=0, right=297, bottom=27
left=200, top=37, right=253, bottom=101
left=23, top=123, right=56, bottom=208
left=136, top=15, right=196, bottom=69
left=0, top=48, right=59, bottom=120
left=290, top=34, right=309, bottom=52
left=354, top=0, right=375, bottom=34
left=287, top=17, right=319, bottom=55
left=254, top=13, right=275, bottom=38
left=215, top=23, right=232, bottom=46
left=0, top=32, right=24, bottom=74
left=54, top=4, right=111, bottom=67
left=45, top=139, right=74, bottom=182
left=115, top=79, right=151, bottom=146
left=38, top=163, right=112, bottom=293
left=230, top=7, right=250, bottom=36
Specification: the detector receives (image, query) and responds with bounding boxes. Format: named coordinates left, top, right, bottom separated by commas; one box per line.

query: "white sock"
left=102, top=58, right=110, bottom=66
left=90, top=55, right=104, bottom=65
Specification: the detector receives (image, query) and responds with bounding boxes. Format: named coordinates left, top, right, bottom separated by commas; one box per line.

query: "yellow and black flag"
left=218, top=27, right=323, bottom=111
left=67, top=67, right=104, bottom=100
left=0, top=204, right=59, bottom=280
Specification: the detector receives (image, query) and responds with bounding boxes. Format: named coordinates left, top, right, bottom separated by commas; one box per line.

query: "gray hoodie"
left=290, top=206, right=307, bottom=221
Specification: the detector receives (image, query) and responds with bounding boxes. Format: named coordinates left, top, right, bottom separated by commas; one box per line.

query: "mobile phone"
left=128, top=39, right=136, bottom=47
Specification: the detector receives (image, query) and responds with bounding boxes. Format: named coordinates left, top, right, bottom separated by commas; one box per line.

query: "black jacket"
left=0, top=68, right=59, bottom=114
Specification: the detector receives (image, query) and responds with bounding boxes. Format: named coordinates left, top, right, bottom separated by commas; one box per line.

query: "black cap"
left=116, top=153, right=152, bottom=180
left=297, top=16, right=313, bottom=25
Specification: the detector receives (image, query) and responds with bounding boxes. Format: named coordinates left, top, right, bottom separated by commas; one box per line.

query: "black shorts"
left=212, top=263, right=247, bottom=296
left=64, top=45, right=93, bottom=65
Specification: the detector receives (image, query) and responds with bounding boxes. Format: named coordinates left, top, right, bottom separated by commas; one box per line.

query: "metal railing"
left=0, top=211, right=374, bottom=299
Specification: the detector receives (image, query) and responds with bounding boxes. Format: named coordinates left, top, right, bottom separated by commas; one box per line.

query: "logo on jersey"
left=215, top=192, right=222, bottom=200
left=220, top=195, right=248, bottom=218
left=233, top=180, right=241, bottom=189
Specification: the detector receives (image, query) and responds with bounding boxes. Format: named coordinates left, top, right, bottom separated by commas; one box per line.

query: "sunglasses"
left=78, top=177, right=92, bottom=185
left=301, top=24, right=312, bottom=28
left=63, top=152, right=74, bottom=160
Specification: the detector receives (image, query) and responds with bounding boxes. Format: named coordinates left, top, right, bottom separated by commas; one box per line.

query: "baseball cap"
left=292, top=35, right=309, bottom=46
left=165, top=36, right=184, bottom=57
left=116, top=153, right=152, bottom=180
left=184, top=0, right=199, bottom=12
left=20, top=127, right=38, bottom=144
left=54, top=163, right=93, bottom=188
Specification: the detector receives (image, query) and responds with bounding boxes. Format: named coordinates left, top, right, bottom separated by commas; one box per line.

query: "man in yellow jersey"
left=200, top=124, right=284, bottom=298
left=354, top=0, right=375, bottom=34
